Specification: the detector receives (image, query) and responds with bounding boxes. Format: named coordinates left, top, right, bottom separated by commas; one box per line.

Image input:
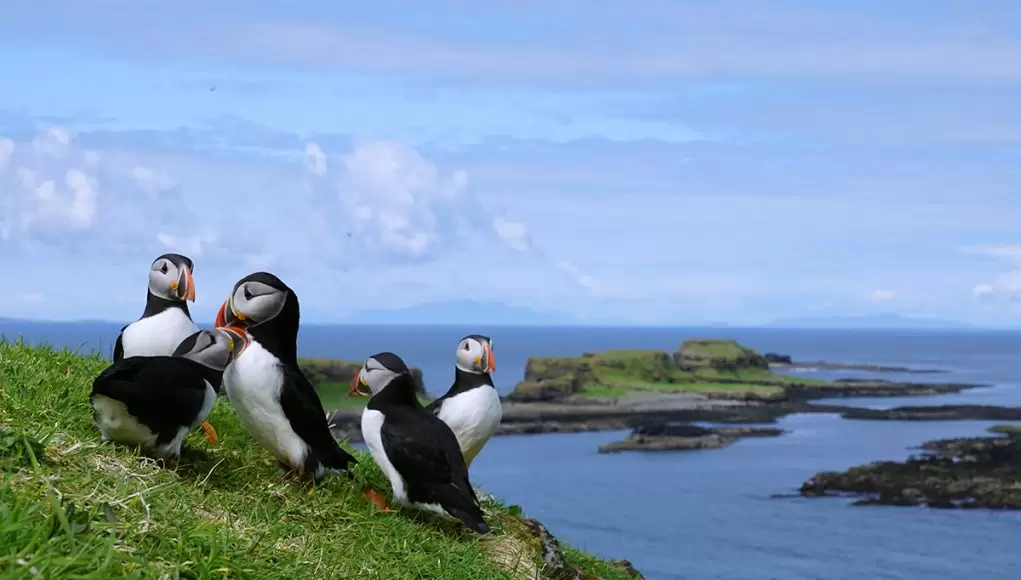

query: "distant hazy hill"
left=337, top=300, right=583, bottom=326
left=765, top=313, right=975, bottom=329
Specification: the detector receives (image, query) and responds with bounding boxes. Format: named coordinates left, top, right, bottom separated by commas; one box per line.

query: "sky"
left=1, top=1, right=1020, bottom=326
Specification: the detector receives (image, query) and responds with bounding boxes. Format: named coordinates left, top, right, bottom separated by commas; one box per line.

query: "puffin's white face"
left=148, top=255, right=196, bottom=302
left=349, top=353, right=410, bottom=397
left=218, top=280, right=287, bottom=328
left=455, top=335, right=495, bottom=374
left=173, top=327, right=249, bottom=370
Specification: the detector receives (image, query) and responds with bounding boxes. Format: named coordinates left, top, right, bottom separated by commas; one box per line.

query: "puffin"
left=214, top=272, right=357, bottom=480
left=350, top=352, right=490, bottom=533
left=110, top=253, right=218, bottom=443
left=113, top=253, right=198, bottom=362
left=90, top=326, right=247, bottom=468
left=425, top=334, right=501, bottom=467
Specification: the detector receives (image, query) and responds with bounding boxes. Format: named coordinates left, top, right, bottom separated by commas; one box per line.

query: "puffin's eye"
left=463, top=342, right=470, bottom=351
left=243, top=286, right=253, bottom=301
left=160, top=263, right=168, bottom=275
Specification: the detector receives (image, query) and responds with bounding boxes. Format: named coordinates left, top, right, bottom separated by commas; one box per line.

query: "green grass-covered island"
left=0, top=340, right=640, bottom=579
left=506, top=339, right=968, bottom=403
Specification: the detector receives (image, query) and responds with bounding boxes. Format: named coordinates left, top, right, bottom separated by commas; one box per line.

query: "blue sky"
left=1, top=1, right=1020, bottom=325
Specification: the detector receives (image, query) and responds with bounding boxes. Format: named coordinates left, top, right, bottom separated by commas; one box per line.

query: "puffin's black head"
left=349, top=352, right=411, bottom=397
left=172, top=327, right=250, bottom=371
left=455, top=334, right=495, bottom=374
left=214, top=271, right=294, bottom=330
left=148, top=253, right=196, bottom=303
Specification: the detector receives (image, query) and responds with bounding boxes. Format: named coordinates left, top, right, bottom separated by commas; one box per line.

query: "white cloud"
left=867, top=289, right=895, bottom=302
left=0, top=128, right=598, bottom=320
left=0, top=138, right=13, bottom=171
left=0, top=127, right=208, bottom=253
left=304, top=143, right=326, bottom=176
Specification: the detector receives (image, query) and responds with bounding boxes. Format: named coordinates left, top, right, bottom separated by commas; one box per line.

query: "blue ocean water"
left=4, top=321, right=1021, bottom=580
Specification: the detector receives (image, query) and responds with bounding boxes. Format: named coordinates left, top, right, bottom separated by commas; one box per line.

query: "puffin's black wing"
left=279, top=365, right=357, bottom=472
left=379, top=409, right=488, bottom=533
left=111, top=324, right=128, bottom=363
left=91, top=357, right=211, bottom=444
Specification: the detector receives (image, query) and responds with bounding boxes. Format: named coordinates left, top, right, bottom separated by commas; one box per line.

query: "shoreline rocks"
left=598, top=422, right=784, bottom=454
left=799, top=428, right=1021, bottom=509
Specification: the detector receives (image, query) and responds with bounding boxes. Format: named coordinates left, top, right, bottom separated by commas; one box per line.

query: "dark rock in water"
left=838, top=404, right=1021, bottom=422
left=763, top=352, right=793, bottom=364
left=799, top=429, right=1021, bottom=509
left=599, top=421, right=783, bottom=454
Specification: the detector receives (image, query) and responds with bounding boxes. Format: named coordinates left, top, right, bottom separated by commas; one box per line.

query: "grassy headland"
left=0, top=340, right=637, bottom=579
left=506, top=339, right=973, bottom=403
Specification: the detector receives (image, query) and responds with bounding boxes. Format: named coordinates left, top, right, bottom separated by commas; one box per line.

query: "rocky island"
left=598, top=422, right=784, bottom=454
left=324, top=338, right=985, bottom=447
left=800, top=425, right=1021, bottom=509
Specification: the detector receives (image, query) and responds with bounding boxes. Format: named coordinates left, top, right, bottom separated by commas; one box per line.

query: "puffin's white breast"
left=223, top=341, right=308, bottom=468
left=436, top=386, right=503, bottom=466
left=121, top=308, right=198, bottom=358
left=361, top=408, right=408, bottom=503
left=92, top=395, right=158, bottom=447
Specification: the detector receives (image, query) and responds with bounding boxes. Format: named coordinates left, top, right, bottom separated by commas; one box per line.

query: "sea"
left=4, top=321, right=1021, bottom=580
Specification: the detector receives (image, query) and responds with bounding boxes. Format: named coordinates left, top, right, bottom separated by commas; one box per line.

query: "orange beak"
left=349, top=369, right=370, bottom=397
left=182, top=267, right=196, bottom=302
left=485, top=341, right=496, bottom=373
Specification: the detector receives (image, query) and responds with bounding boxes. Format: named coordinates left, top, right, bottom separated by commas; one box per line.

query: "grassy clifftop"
left=509, top=339, right=814, bottom=402
left=0, top=340, right=636, bottom=579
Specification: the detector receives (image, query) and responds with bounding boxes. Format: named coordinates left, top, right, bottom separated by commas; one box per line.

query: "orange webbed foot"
left=362, top=487, right=392, bottom=512
left=201, top=421, right=218, bottom=444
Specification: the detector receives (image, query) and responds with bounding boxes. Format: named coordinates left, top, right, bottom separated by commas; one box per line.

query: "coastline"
left=327, top=381, right=991, bottom=444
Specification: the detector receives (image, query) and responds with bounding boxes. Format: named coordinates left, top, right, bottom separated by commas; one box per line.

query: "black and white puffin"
left=425, top=334, right=501, bottom=467
left=113, top=253, right=198, bottom=362
left=350, top=352, right=490, bottom=533
left=214, top=272, right=357, bottom=480
left=90, top=326, right=247, bottom=468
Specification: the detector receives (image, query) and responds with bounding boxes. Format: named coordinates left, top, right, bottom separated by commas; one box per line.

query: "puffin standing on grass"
left=111, top=253, right=218, bottom=443
left=425, top=334, right=501, bottom=467
left=90, top=327, right=248, bottom=468
left=350, top=352, right=490, bottom=533
left=214, top=272, right=357, bottom=480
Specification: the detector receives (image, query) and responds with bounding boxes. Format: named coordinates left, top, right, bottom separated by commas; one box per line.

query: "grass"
left=988, top=424, right=1021, bottom=435
left=517, top=340, right=851, bottom=400
left=0, top=340, right=633, bottom=579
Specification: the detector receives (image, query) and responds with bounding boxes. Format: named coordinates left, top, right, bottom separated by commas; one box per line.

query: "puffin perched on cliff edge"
left=215, top=272, right=357, bottom=480
left=350, top=352, right=490, bottom=533
left=91, top=326, right=247, bottom=468
left=425, top=334, right=501, bottom=467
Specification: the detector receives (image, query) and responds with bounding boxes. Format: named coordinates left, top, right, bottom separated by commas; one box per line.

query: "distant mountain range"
left=764, top=313, right=977, bottom=329
left=333, top=300, right=585, bottom=326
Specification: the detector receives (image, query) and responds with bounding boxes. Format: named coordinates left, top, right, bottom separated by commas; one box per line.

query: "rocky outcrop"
left=598, top=421, right=783, bottom=454
left=835, top=404, right=1021, bottom=421
left=673, top=339, right=769, bottom=372
left=299, top=358, right=425, bottom=394
left=769, top=360, right=946, bottom=374
left=800, top=428, right=1021, bottom=509
left=506, top=357, right=593, bottom=402
left=763, top=352, right=793, bottom=364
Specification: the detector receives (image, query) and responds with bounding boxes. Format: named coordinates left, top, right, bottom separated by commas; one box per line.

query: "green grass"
left=988, top=424, right=1021, bottom=435
left=0, top=340, right=633, bottom=579
left=517, top=341, right=842, bottom=401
